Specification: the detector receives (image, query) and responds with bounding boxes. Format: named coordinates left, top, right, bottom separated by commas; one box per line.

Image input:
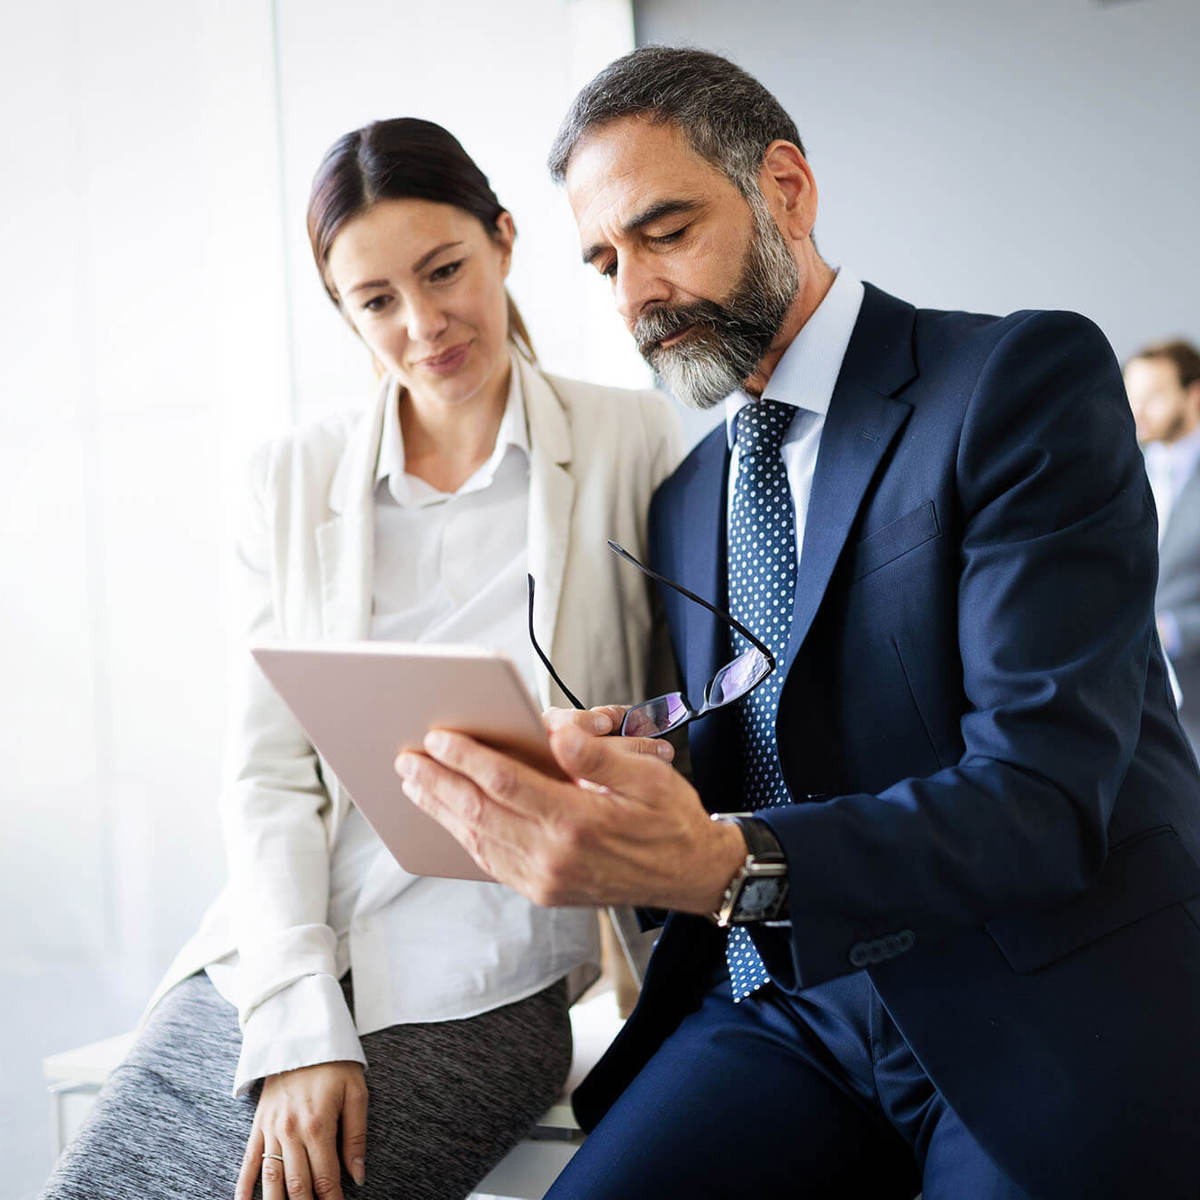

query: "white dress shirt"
left=724, top=269, right=866, bottom=569
left=209, top=364, right=601, bottom=1094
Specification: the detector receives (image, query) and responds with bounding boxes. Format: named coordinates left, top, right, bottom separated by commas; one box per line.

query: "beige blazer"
left=146, top=355, right=682, bottom=1031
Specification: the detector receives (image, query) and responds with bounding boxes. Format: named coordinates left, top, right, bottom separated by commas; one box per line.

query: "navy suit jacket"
left=574, top=285, right=1200, bottom=1198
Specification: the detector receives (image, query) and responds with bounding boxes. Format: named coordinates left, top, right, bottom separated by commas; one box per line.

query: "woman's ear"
left=493, top=211, right=516, bottom=277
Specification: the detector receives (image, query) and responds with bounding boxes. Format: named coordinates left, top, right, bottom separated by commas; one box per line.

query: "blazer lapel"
left=783, top=285, right=917, bottom=672
left=676, top=427, right=732, bottom=703
left=521, top=358, right=576, bottom=708
left=673, top=426, right=737, bottom=809
left=315, top=378, right=392, bottom=641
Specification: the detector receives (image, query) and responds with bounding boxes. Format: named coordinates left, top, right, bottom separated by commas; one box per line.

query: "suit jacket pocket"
left=986, top=827, right=1200, bottom=973
left=851, top=500, right=940, bottom=581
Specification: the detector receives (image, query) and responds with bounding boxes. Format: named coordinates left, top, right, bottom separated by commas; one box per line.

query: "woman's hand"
left=237, top=1061, right=368, bottom=1200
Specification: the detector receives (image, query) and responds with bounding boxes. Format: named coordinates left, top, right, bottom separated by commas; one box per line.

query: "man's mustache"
left=634, top=300, right=730, bottom=359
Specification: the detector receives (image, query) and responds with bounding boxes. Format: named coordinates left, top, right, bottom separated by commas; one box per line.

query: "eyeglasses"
left=527, top=540, right=776, bottom=739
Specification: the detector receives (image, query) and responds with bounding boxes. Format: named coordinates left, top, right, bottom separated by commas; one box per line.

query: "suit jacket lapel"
left=675, top=426, right=731, bottom=704
left=521, top=357, right=576, bottom=709
left=783, top=285, right=917, bottom=672
left=673, top=426, right=736, bottom=808
left=315, top=378, right=392, bottom=641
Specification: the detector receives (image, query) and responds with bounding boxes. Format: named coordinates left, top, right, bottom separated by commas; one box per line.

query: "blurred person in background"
left=41, top=117, right=680, bottom=1200
left=1126, top=339, right=1200, bottom=754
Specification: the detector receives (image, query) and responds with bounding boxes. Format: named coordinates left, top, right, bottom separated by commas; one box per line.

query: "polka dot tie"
left=725, top=399, right=797, bottom=1001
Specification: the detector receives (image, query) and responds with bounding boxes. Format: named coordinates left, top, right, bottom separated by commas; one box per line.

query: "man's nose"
left=614, top=258, right=671, bottom=328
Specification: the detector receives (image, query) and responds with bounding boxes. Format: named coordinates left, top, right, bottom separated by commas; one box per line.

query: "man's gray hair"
left=547, top=45, right=805, bottom=196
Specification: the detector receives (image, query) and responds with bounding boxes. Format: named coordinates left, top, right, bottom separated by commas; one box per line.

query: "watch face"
left=737, top=877, right=786, bottom=920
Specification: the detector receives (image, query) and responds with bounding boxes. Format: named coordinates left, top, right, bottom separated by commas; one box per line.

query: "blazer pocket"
left=851, top=500, right=940, bottom=581
left=986, top=827, right=1200, bottom=974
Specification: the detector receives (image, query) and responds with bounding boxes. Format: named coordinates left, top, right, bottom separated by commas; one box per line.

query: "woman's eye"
left=430, top=259, right=464, bottom=283
left=362, top=295, right=391, bottom=314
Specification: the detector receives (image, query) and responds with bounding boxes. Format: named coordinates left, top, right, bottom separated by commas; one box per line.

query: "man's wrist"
left=707, top=813, right=789, bottom=926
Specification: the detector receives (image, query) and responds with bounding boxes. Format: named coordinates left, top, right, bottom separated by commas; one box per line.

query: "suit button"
left=849, top=943, right=871, bottom=968
left=897, top=929, right=915, bottom=952
left=882, top=934, right=901, bottom=956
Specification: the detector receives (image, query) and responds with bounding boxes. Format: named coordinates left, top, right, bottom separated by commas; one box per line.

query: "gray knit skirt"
left=41, top=971, right=572, bottom=1200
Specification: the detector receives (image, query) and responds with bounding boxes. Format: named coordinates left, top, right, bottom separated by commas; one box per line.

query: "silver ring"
left=263, top=1153, right=285, bottom=1164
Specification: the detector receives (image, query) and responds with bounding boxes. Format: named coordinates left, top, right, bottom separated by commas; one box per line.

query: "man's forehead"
left=564, top=116, right=729, bottom=231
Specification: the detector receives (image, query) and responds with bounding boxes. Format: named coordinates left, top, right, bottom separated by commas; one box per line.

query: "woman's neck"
left=399, top=357, right=513, bottom=495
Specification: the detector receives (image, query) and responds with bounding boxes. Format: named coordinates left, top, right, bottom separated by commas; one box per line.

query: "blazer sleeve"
left=219, top=442, right=363, bottom=1095
left=756, top=311, right=1159, bottom=987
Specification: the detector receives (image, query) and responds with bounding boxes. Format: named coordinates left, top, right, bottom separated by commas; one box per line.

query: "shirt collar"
left=724, top=268, right=866, bottom=448
left=376, top=355, right=530, bottom=507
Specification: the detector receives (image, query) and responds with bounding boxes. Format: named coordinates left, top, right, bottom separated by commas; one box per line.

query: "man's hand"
left=394, top=718, right=745, bottom=914
left=236, top=1061, right=367, bottom=1200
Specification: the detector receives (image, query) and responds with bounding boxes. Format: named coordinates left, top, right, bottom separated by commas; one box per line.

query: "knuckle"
left=311, top=1174, right=340, bottom=1197
left=278, top=1112, right=300, bottom=1138
left=262, top=1161, right=284, bottom=1185
left=286, top=1174, right=308, bottom=1197
left=301, top=1112, right=327, bottom=1139
left=487, top=760, right=518, bottom=798
left=343, top=1130, right=368, bottom=1151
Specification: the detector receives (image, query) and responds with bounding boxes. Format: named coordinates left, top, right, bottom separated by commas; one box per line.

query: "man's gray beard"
left=636, top=199, right=800, bottom=411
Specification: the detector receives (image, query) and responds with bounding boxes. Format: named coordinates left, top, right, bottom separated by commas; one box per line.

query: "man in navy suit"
left=397, top=47, right=1200, bottom=1198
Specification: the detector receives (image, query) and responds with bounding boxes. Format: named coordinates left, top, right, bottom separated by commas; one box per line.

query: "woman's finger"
left=260, top=1138, right=289, bottom=1200
left=235, top=1126, right=264, bottom=1200
left=303, top=1124, right=345, bottom=1200
left=340, top=1076, right=369, bottom=1187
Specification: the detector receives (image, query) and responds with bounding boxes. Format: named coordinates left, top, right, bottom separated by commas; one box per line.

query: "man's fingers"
left=543, top=705, right=626, bottom=734
left=550, top=722, right=674, bottom=795
left=340, top=1076, right=369, bottom=1187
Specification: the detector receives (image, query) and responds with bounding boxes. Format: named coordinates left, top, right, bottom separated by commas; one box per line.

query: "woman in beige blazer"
left=43, top=119, right=680, bottom=1200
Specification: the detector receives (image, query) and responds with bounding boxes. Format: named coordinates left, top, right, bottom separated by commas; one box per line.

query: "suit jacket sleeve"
left=756, top=311, right=1158, bottom=988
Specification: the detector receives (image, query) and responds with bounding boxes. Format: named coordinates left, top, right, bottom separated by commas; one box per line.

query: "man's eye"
left=600, top=260, right=618, bottom=279
left=430, top=260, right=464, bottom=282
left=651, top=226, right=687, bottom=245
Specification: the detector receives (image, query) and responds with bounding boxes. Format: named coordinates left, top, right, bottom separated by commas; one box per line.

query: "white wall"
left=2, top=2, right=640, bottom=1190
left=634, top=0, right=1200, bottom=366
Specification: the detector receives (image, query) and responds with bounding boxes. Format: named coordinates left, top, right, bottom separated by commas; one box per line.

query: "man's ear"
left=757, top=140, right=818, bottom=242
left=1187, top=380, right=1200, bottom=419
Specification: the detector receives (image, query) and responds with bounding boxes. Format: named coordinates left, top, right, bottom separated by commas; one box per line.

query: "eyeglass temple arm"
left=606, top=540, right=776, bottom=670
left=526, top=575, right=586, bottom=710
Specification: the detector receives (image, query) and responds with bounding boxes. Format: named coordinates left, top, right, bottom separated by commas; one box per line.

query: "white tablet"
left=251, top=642, right=559, bottom=881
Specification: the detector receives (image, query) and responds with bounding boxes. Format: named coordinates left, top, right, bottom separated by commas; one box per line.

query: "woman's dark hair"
left=307, top=118, right=535, bottom=362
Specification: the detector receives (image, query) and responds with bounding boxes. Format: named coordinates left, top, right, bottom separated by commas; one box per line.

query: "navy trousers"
left=548, top=972, right=1032, bottom=1199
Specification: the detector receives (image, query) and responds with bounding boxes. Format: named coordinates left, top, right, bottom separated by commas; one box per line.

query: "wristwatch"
left=709, top=813, right=789, bottom=927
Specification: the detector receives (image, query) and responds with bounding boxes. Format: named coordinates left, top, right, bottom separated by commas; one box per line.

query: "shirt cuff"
left=231, top=972, right=366, bottom=1098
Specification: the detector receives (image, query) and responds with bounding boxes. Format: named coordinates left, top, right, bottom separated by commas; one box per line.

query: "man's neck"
left=743, top=255, right=837, bottom=398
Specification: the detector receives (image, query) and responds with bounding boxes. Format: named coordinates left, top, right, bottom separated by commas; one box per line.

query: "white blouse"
left=208, top=365, right=601, bottom=1095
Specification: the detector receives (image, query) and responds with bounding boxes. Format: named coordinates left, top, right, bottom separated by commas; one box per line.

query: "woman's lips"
left=419, top=343, right=471, bottom=374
